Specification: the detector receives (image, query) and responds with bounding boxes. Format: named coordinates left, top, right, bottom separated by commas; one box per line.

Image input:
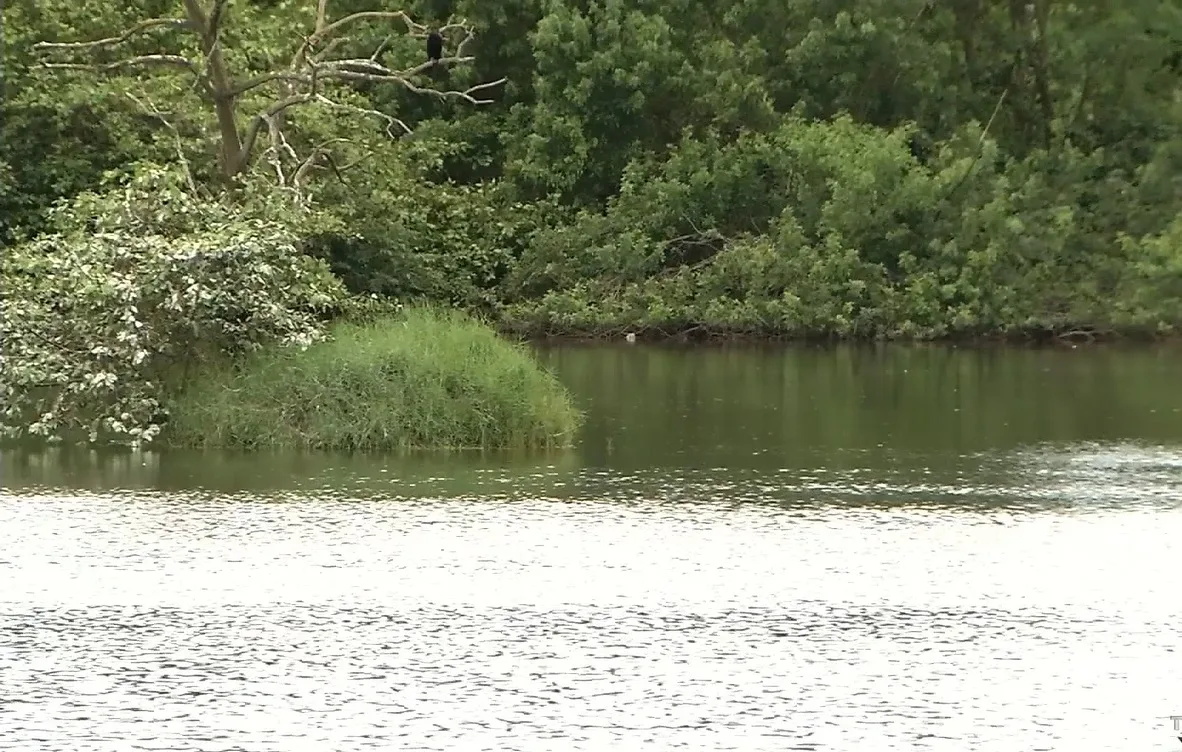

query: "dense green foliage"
left=5, top=0, right=1180, bottom=341
left=166, top=307, right=582, bottom=450
left=0, top=165, right=576, bottom=449
left=503, top=117, right=1180, bottom=338
left=2, top=0, right=1181, bottom=449
left=0, top=166, right=348, bottom=445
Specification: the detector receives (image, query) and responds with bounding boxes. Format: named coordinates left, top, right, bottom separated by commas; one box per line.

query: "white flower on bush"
left=0, top=165, right=347, bottom=446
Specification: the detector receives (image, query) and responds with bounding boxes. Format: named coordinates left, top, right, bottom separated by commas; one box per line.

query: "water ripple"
left=1, top=443, right=1180, bottom=751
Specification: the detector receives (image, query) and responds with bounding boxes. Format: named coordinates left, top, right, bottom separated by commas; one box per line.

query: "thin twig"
left=293, top=137, right=350, bottom=186
left=313, top=94, right=411, bottom=138
left=943, top=86, right=1010, bottom=201
left=980, top=87, right=1008, bottom=145
left=125, top=92, right=198, bottom=194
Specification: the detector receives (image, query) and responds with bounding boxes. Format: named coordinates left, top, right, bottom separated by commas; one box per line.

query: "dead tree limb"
left=31, top=19, right=194, bottom=53
left=31, top=0, right=507, bottom=190
left=39, top=55, right=200, bottom=75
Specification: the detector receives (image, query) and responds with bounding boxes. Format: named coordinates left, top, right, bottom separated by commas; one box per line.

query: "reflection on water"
left=2, top=344, right=1181, bottom=751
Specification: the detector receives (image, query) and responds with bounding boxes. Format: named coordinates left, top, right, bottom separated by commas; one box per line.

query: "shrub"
left=499, top=115, right=1182, bottom=339
left=165, top=307, right=583, bottom=451
left=0, top=165, right=347, bottom=446
left=303, top=136, right=569, bottom=313
left=1113, top=215, right=1182, bottom=333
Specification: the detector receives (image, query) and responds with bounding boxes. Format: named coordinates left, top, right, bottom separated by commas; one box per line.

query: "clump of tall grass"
left=165, top=307, right=582, bottom=450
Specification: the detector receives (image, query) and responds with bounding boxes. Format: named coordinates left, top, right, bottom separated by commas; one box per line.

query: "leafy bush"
left=505, top=116, right=933, bottom=289
left=500, top=116, right=936, bottom=336
left=500, top=116, right=1181, bottom=339
left=0, top=0, right=187, bottom=242
left=1113, top=215, right=1182, bottom=333
left=165, top=307, right=583, bottom=451
left=4, top=0, right=1179, bottom=344
left=303, top=136, right=569, bottom=313
left=0, top=166, right=347, bottom=446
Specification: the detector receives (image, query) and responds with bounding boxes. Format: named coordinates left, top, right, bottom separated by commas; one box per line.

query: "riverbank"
left=499, top=319, right=1178, bottom=347
left=5, top=0, right=1178, bottom=456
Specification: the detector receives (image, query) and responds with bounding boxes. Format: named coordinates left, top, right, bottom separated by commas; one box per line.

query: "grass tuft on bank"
left=165, top=307, right=582, bottom=451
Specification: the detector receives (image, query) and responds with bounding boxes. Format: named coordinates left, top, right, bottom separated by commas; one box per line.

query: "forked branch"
left=31, top=0, right=508, bottom=187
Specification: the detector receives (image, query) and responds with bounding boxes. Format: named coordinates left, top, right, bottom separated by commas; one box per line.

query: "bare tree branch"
left=274, top=124, right=301, bottom=166
left=223, top=71, right=308, bottom=99
left=293, top=138, right=350, bottom=187
left=259, top=112, right=299, bottom=187
left=32, top=2, right=508, bottom=186
left=313, top=93, right=410, bottom=138
left=240, top=93, right=318, bottom=170
left=315, top=0, right=331, bottom=33
left=262, top=127, right=287, bottom=185
left=447, top=24, right=480, bottom=59
left=31, top=19, right=192, bottom=53
left=335, top=155, right=372, bottom=173
left=370, top=35, right=394, bottom=62
left=40, top=55, right=199, bottom=75
left=224, top=50, right=489, bottom=100
left=380, top=73, right=508, bottom=105
left=314, top=11, right=421, bottom=51
left=207, top=0, right=231, bottom=42
left=293, top=10, right=419, bottom=68
left=314, top=35, right=352, bottom=63
left=322, top=155, right=350, bottom=183
left=293, top=57, right=506, bottom=104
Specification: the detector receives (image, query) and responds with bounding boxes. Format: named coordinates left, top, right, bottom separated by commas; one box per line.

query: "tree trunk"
left=1029, top=0, right=1055, bottom=144
left=181, top=0, right=246, bottom=178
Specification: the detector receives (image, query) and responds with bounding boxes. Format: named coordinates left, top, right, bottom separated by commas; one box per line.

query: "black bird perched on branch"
left=426, top=29, right=443, bottom=65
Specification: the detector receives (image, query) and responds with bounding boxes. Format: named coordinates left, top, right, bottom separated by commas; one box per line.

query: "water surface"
left=2, top=344, right=1181, bottom=751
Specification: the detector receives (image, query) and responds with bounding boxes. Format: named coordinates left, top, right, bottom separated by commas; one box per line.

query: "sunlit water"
left=2, top=345, right=1181, bottom=751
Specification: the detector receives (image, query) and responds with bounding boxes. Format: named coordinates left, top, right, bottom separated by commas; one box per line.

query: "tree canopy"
left=2, top=0, right=1180, bottom=337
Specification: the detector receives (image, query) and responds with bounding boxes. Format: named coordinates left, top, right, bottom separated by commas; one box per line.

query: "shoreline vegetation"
left=497, top=321, right=1180, bottom=346
left=2, top=0, right=1180, bottom=448
left=166, top=308, right=582, bottom=452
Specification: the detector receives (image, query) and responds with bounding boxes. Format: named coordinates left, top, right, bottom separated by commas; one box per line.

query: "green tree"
left=20, top=0, right=505, bottom=190
left=4, top=0, right=1180, bottom=342
left=0, top=164, right=347, bottom=446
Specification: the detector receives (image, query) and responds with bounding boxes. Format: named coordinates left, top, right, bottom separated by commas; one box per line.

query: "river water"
left=2, top=344, right=1181, bottom=751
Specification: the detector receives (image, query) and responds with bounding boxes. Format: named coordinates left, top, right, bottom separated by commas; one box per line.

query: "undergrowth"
left=165, top=307, right=582, bottom=451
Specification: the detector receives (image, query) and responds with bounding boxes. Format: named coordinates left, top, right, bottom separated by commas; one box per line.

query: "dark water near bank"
left=2, top=344, right=1181, bottom=751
